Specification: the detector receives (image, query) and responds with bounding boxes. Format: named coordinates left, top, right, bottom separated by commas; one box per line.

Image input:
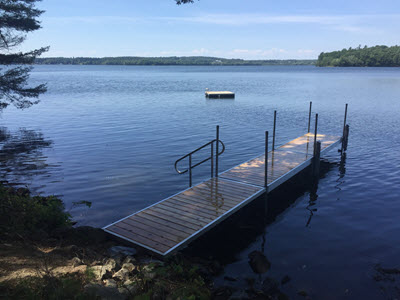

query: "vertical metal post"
left=341, top=103, right=348, bottom=152
left=313, top=113, right=318, bottom=156
left=265, top=131, right=269, bottom=189
left=342, top=103, right=348, bottom=138
left=215, top=125, right=219, bottom=177
left=313, top=141, right=321, bottom=178
left=343, top=124, right=350, bottom=151
left=272, top=110, right=277, bottom=150
left=211, top=142, right=214, bottom=178
left=189, top=154, right=192, bottom=187
left=308, top=101, right=312, bottom=133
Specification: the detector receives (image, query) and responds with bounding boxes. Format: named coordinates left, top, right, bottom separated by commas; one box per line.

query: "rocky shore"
left=0, top=183, right=291, bottom=299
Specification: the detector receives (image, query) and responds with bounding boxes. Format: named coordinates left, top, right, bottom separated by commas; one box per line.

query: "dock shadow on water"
left=0, top=127, right=55, bottom=190
left=183, top=159, right=339, bottom=297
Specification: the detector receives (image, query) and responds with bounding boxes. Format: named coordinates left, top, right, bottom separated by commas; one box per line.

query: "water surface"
left=1, top=65, right=400, bottom=299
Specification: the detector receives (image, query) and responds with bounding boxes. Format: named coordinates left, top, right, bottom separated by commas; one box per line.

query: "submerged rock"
left=108, top=246, right=137, bottom=258
left=248, top=250, right=271, bottom=274
left=212, top=286, right=234, bottom=300
left=261, top=277, right=279, bottom=295
left=281, top=275, right=291, bottom=285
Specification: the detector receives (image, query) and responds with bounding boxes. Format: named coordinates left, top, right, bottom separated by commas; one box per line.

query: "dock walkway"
left=103, top=132, right=342, bottom=256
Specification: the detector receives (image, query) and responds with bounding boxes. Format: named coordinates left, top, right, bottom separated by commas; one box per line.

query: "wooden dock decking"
left=103, top=132, right=342, bottom=256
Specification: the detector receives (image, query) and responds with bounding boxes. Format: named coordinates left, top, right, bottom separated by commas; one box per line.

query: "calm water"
left=1, top=65, right=400, bottom=299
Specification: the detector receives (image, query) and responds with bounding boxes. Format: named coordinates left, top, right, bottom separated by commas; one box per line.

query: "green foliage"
left=0, top=274, right=97, bottom=300
left=35, top=56, right=316, bottom=66
left=316, top=45, right=400, bottom=67
left=0, top=0, right=49, bottom=109
left=0, top=184, right=72, bottom=240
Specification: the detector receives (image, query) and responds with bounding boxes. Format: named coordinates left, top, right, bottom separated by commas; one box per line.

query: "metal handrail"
left=174, top=126, right=225, bottom=187
left=174, top=139, right=225, bottom=174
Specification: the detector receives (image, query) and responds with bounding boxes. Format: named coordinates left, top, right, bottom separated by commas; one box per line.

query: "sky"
left=20, top=0, right=400, bottom=59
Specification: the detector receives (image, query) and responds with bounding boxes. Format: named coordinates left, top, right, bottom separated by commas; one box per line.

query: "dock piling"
left=189, top=154, right=192, bottom=187
left=216, top=125, right=219, bottom=177
left=313, top=141, right=321, bottom=178
left=308, top=101, right=312, bottom=133
left=265, top=131, right=269, bottom=189
left=211, top=142, right=214, bottom=178
left=272, top=110, right=277, bottom=150
left=313, top=113, right=318, bottom=156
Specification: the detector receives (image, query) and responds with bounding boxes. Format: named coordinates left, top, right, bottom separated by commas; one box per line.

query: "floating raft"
left=205, top=91, right=235, bottom=98
left=103, top=132, right=341, bottom=256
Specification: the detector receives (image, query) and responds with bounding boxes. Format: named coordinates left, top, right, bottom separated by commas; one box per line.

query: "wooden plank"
left=138, top=211, right=195, bottom=235
left=157, top=202, right=216, bottom=222
left=107, top=225, right=170, bottom=253
left=168, top=196, right=231, bottom=215
left=209, top=178, right=262, bottom=193
left=122, top=218, right=186, bottom=244
left=183, top=183, right=248, bottom=202
left=165, top=197, right=228, bottom=216
left=194, top=178, right=260, bottom=195
left=142, top=209, right=202, bottom=232
left=185, top=186, right=250, bottom=204
left=129, top=215, right=189, bottom=240
left=116, top=221, right=177, bottom=248
left=148, top=206, right=207, bottom=228
left=173, top=192, right=237, bottom=209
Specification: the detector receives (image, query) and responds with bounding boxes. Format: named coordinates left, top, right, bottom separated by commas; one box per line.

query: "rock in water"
left=108, top=246, right=137, bottom=258
left=248, top=250, right=271, bottom=274
left=261, top=277, right=279, bottom=295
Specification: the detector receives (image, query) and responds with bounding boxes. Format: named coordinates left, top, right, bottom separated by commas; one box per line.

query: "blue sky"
left=21, top=0, right=400, bottom=59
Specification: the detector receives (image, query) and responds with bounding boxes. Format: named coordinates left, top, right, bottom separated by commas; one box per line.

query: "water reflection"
left=184, top=161, right=337, bottom=280
left=0, top=127, right=54, bottom=188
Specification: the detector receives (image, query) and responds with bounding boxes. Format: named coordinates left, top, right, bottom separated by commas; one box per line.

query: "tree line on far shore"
left=316, top=45, right=400, bottom=67
left=35, top=56, right=316, bottom=66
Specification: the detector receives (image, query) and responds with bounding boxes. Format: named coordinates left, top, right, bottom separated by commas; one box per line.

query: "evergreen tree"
left=0, top=0, right=48, bottom=110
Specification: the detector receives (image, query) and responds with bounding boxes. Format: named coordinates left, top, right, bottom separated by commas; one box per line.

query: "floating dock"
left=205, top=91, right=235, bottom=98
left=103, top=103, right=349, bottom=256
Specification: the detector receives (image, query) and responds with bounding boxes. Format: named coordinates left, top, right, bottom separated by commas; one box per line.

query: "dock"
left=103, top=103, right=349, bottom=256
left=205, top=91, right=235, bottom=98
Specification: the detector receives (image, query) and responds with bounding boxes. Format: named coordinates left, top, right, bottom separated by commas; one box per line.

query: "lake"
left=1, top=65, right=400, bottom=299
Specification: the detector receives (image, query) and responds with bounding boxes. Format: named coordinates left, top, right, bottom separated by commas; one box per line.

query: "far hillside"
left=35, top=56, right=316, bottom=66
left=317, top=45, right=400, bottom=67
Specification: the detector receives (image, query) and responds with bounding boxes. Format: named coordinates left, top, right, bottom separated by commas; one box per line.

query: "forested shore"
left=317, top=45, right=400, bottom=67
left=35, top=56, right=316, bottom=66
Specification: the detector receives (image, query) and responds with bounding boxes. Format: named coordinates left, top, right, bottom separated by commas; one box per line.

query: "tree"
left=0, top=0, right=48, bottom=110
left=175, top=0, right=195, bottom=4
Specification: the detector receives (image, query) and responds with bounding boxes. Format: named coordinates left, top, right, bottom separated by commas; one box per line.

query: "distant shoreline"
left=35, top=56, right=316, bottom=66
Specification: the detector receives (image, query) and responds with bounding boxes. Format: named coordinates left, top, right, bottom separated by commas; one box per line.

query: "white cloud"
left=42, top=13, right=400, bottom=35
left=161, top=13, right=399, bottom=33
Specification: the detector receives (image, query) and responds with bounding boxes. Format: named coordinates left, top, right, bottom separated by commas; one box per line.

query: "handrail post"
left=343, top=124, right=350, bottom=151
left=341, top=103, right=348, bottom=152
left=265, top=131, right=269, bottom=189
left=211, top=141, right=214, bottom=178
left=313, top=113, right=318, bottom=156
left=189, top=154, right=192, bottom=187
left=215, top=125, right=219, bottom=177
left=272, top=110, right=277, bottom=150
left=308, top=101, right=312, bottom=133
